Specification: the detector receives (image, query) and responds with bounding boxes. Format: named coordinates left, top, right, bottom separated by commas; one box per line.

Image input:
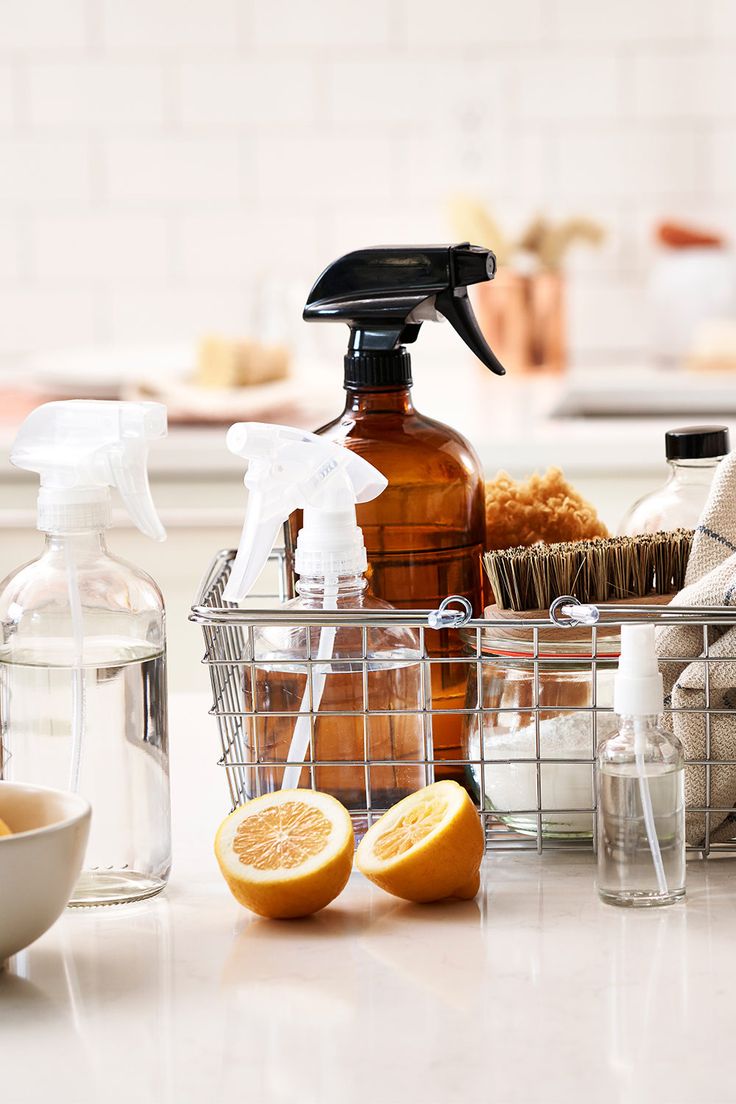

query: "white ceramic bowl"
left=0, top=781, right=91, bottom=961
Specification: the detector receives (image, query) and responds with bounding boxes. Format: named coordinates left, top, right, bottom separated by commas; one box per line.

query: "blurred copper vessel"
left=475, top=268, right=566, bottom=375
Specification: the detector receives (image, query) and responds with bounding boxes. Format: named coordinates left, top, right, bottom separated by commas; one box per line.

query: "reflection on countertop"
left=2, top=693, right=736, bottom=1104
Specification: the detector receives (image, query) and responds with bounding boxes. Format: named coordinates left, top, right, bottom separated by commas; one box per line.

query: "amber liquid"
left=244, top=660, right=428, bottom=837
left=286, top=386, right=486, bottom=783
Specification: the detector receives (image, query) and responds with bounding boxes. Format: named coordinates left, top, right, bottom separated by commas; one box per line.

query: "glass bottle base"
left=598, top=887, right=685, bottom=908
left=69, top=869, right=168, bottom=908
left=490, top=809, right=593, bottom=841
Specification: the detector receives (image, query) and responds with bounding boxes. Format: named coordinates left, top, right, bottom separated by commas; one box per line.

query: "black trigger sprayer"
left=302, top=242, right=505, bottom=384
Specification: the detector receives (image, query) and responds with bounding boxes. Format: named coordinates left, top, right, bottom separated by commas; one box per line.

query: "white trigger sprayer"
left=224, top=423, right=388, bottom=789
left=11, top=400, right=167, bottom=791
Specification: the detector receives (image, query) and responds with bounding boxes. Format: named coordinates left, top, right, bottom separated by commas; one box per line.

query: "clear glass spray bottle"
left=0, top=400, right=171, bottom=906
left=223, top=422, right=430, bottom=839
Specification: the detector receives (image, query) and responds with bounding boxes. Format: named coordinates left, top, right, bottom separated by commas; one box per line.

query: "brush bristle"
left=483, top=530, right=693, bottom=612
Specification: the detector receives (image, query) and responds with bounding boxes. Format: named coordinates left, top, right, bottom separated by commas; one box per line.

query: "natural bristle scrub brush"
left=484, top=530, right=693, bottom=613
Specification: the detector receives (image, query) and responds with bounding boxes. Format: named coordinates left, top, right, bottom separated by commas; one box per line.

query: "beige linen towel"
left=656, top=452, right=736, bottom=845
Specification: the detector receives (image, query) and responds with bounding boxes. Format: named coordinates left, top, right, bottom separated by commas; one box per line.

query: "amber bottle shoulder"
left=318, top=404, right=483, bottom=486
left=312, top=394, right=485, bottom=556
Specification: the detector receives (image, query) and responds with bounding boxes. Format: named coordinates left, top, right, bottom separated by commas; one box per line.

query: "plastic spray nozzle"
left=614, top=624, right=664, bottom=717
left=303, top=243, right=505, bottom=377
left=11, top=400, right=167, bottom=540
left=224, top=422, right=387, bottom=602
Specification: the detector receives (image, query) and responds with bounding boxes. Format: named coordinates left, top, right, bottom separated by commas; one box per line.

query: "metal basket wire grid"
left=191, top=549, right=736, bottom=858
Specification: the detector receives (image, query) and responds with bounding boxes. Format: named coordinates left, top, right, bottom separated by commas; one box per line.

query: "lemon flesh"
left=0, top=816, right=12, bottom=837
left=215, top=789, right=354, bottom=919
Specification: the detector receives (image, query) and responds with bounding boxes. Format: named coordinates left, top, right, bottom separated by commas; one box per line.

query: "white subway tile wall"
left=0, top=0, right=733, bottom=361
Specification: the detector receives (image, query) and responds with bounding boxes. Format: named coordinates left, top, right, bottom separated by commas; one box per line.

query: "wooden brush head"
left=483, top=530, right=693, bottom=613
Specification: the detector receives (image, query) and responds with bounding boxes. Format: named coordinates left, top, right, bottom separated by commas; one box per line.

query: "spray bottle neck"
left=296, top=573, right=367, bottom=601
left=342, top=386, right=415, bottom=415
left=618, top=714, right=659, bottom=732
left=43, top=529, right=109, bottom=557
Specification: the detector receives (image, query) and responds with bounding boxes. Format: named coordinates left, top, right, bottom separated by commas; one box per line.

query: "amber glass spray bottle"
left=287, top=244, right=506, bottom=783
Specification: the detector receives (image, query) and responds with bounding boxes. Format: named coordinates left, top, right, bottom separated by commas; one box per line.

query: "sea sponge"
left=486, top=467, right=609, bottom=550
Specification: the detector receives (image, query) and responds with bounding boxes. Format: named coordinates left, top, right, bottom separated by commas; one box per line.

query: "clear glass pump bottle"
left=619, top=425, right=729, bottom=535
left=597, top=625, right=685, bottom=908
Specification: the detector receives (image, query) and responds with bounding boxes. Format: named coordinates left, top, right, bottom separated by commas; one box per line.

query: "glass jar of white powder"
left=462, top=625, right=620, bottom=839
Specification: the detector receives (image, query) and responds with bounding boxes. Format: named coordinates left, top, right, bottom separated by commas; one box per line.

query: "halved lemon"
left=356, top=781, right=484, bottom=903
left=0, top=816, right=12, bottom=837
left=215, top=789, right=354, bottom=919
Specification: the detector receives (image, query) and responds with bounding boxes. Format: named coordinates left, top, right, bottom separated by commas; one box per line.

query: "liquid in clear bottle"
left=246, top=572, right=428, bottom=838
left=596, top=625, right=685, bottom=908
left=597, top=717, right=685, bottom=907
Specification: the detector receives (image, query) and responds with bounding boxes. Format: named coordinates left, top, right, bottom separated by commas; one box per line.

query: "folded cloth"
left=656, top=452, right=736, bottom=845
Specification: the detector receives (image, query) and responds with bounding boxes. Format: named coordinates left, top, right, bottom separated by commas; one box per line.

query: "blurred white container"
left=649, top=248, right=736, bottom=366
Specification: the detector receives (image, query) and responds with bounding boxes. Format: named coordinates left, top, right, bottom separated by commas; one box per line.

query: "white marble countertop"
left=3, top=693, right=736, bottom=1104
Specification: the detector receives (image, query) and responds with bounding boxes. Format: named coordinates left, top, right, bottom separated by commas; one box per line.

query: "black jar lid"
left=665, top=425, right=730, bottom=460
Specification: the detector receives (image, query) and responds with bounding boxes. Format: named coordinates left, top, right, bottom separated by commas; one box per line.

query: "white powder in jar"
left=468, top=672, right=619, bottom=837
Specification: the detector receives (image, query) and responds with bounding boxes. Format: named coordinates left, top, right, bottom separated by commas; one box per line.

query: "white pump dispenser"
left=11, top=399, right=166, bottom=540
left=0, top=399, right=171, bottom=907
left=224, top=422, right=387, bottom=602
left=597, top=624, right=685, bottom=907
left=613, top=623, right=664, bottom=717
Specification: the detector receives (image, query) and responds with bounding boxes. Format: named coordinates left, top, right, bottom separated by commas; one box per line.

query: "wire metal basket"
left=191, top=549, right=736, bottom=858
